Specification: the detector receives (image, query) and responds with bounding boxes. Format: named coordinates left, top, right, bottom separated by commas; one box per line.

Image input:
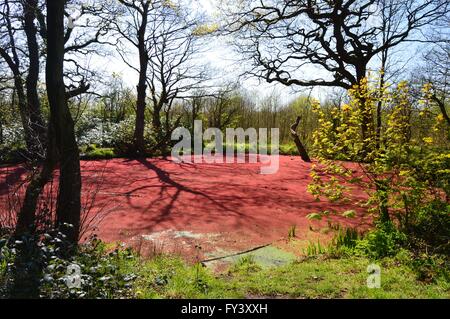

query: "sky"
left=84, top=0, right=436, bottom=107
left=85, top=0, right=311, bottom=106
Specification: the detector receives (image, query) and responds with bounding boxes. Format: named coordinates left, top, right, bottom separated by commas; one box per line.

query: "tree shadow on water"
left=127, top=158, right=248, bottom=227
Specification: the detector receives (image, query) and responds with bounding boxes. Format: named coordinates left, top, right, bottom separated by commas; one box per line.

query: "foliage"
left=279, top=143, right=299, bottom=156
left=352, top=222, right=407, bottom=259
left=406, top=200, right=450, bottom=255
left=0, top=122, right=25, bottom=149
left=0, top=233, right=137, bottom=299
left=309, top=78, right=450, bottom=258
left=304, top=241, right=327, bottom=256
left=331, top=227, right=361, bottom=252
left=328, top=226, right=449, bottom=284
left=38, top=239, right=137, bottom=299
left=76, top=115, right=128, bottom=148
left=76, top=116, right=116, bottom=147
left=287, top=225, right=297, bottom=240
left=74, top=113, right=158, bottom=156
left=2, top=232, right=448, bottom=299
left=408, top=253, right=450, bottom=283
left=229, top=255, right=262, bottom=275
left=80, top=145, right=117, bottom=160
left=0, top=120, right=28, bottom=163
left=306, top=210, right=357, bottom=222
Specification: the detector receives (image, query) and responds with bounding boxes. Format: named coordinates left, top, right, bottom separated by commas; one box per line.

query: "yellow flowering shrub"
left=309, top=78, right=450, bottom=231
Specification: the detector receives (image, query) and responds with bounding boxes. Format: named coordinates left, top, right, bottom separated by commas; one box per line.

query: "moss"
left=81, top=146, right=117, bottom=160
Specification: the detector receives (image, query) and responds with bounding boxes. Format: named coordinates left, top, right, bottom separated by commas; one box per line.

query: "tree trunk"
left=376, top=76, right=385, bottom=149
left=0, top=0, right=43, bottom=158
left=356, top=65, right=373, bottom=159
left=11, top=76, right=33, bottom=153
left=434, top=97, right=450, bottom=128
left=15, top=130, right=56, bottom=236
left=134, top=79, right=147, bottom=155
left=375, top=180, right=390, bottom=224
left=23, top=0, right=46, bottom=156
left=290, top=116, right=311, bottom=162
left=0, top=117, right=3, bottom=144
left=133, top=10, right=149, bottom=156
left=13, top=0, right=53, bottom=236
left=376, top=49, right=388, bottom=149
left=357, top=73, right=368, bottom=137
left=46, top=0, right=81, bottom=246
left=152, top=103, right=163, bottom=142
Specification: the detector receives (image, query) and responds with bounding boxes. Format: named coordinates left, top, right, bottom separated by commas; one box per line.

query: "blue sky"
left=84, top=0, right=437, bottom=106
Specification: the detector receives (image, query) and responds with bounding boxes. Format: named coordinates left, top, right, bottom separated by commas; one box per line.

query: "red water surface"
left=0, top=156, right=371, bottom=254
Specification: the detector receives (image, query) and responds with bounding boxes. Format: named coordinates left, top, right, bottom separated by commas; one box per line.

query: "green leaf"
left=307, top=213, right=323, bottom=221
left=342, top=210, right=356, bottom=218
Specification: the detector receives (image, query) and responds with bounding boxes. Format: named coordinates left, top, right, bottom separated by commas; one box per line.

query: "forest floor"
left=0, top=155, right=371, bottom=266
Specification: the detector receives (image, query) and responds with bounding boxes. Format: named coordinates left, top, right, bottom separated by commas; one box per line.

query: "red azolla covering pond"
left=0, top=156, right=371, bottom=258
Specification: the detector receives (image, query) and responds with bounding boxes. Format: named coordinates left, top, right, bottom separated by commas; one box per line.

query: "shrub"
left=81, top=145, right=117, bottom=160
left=309, top=78, right=449, bottom=261
left=279, top=144, right=299, bottom=156
left=409, top=253, right=450, bottom=283
left=38, top=239, right=137, bottom=299
left=407, top=200, right=450, bottom=255
left=327, top=224, right=405, bottom=259
left=353, top=222, right=407, bottom=259
left=109, top=117, right=136, bottom=151
left=0, top=122, right=25, bottom=150
left=0, top=232, right=137, bottom=299
left=0, top=146, right=28, bottom=163
left=76, top=116, right=116, bottom=147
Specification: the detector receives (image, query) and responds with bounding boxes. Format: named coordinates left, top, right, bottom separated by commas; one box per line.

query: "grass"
left=128, top=254, right=449, bottom=299
left=218, top=142, right=302, bottom=156
left=230, top=256, right=449, bottom=299
left=80, top=145, right=117, bottom=160
left=1, top=236, right=448, bottom=299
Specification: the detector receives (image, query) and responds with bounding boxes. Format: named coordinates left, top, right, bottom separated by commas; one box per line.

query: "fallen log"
left=290, top=116, right=311, bottom=162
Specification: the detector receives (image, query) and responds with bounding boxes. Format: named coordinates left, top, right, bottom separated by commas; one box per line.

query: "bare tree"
left=0, top=0, right=110, bottom=161
left=107, top=0, right=153, bottom=155
left=374, top=0, right=424, bottom=147
left=16, top=0, right=112, bottom=244
left=23, top=0, right=46, bottom=155
left=290, top=116, right=311, bottom=162
left=146, top=3, right=209, bottom=150
left=181, top=84, right=238, bottom=135
left=0, top=0, right=46, bottom=158
left=419, top=15, right=450, bottom=128
left=226, top=0, right=449, bottom=144
left=424, top=45, right=450, bottom=128
left=101, top=74, right=134, bottom=123
left=43, top=0, right=81, bottom=246
left=205, top=85, right=241, bottom=131
left=63, top=0, right=113, bottom=99
left=108, top=0, right=208, bottom=154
